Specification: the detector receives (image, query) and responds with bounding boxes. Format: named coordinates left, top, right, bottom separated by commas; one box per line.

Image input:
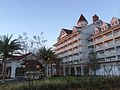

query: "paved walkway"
left=0, top=78, right=22, bottom=83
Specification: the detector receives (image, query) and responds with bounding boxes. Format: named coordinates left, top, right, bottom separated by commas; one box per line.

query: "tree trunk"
left=56, top=67, right=59, bottom=76
left=47, top=63, right=52, bottom=77
left=94, top=69, right=96, bottom=76
left=46, top=64, right=48, bottom=77
left=50, top=63, right=52, bottom=77
left=2, top=57, right=6, bottom=83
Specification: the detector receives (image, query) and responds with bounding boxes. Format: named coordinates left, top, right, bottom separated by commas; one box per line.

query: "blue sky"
left=0, top=0, right=119, bottom=47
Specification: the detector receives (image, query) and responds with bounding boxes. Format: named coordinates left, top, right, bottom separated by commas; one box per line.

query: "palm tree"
left=0, top=34, right=22, bottom=83
left=37, top=46, right=57, bottom=77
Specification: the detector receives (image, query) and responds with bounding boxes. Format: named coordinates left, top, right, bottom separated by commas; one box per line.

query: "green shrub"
left=1, top=76, right=120, bottom=90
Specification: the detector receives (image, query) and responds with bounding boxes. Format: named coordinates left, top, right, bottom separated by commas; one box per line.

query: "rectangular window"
left=115, top=21, right=118, bottom=25
left=112, top=23, right=114, bottom=26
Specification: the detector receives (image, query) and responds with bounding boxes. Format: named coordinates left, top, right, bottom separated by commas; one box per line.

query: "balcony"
left=68, top=57, right=73, bottom=61
left=116, top=50, right=120, bottom=55
left=103, top=36, right=113, bottom=42
left=95, top=47, right=104, bottom=51
left=114, top=32, right=120, bottom=38
left=97, top=54, right=105, bottom=58
left=67, top=46, right=72, bottom=50
left=115, top=41, right=120, bottom=47
left=61, top=53, right=68, bottom=57
left=73, top=60, right=79, bottom=64
left=72, top=37, right=79, bottom=42
left=88, top=42, right=94, bottom=46
left=73, top=56, right=80, bottom=60
left=67, top=40, right=73, bottom=44
left=72, top=49, right=79, bottom=54
left=94, top=39, right=103, bottom=44
left=62, top=58, right=67, bottom=62
left=105, top=52, right=116, bottom=57
left=104, top=44, right=114, bottom=49
left=67, top=51, right=73, bottom=55
left=72, top=43, right=79, bottom=48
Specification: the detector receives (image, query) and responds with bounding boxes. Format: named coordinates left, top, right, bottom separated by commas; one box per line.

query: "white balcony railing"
left=88, top=42, right=94, bottom=46
left=95, top=47, right=104, bottom=51
left=67, top=46, right=72, bottom=50
left=105, top=53, right=116, bottom=57
left=74, top=56, right=80, bottom=60
left=104, top=44, right=114, bottom=49
left=72, top=37, right=78, bottom=42
left=72, top=49, right=79, bottom=54
left=67, top=51, right=73, bottom=55
left=103, top=36, right=113, bottom=41
left=72, top=43, right=79, bottom=48
left=115, top=41, right=120, bottom=46
left=68, top=57, right=73, bottom=61
left=114, top=32, right=120, bottom=38
left=97, top=54, right=105, bottom=58
left=94, top=39, right=103, bottom=44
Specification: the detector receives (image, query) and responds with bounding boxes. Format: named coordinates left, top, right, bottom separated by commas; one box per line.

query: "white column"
left=68, top=68, right=71, bottom=75
left=63, top=66, right=66, bottom=76
left=81, top=66, right=84, bottom=75
left=112, top=30, right=118, bottom=60
left=10, top=62, right=17, bottom=78
left=74, top=67, right=77, bottom=75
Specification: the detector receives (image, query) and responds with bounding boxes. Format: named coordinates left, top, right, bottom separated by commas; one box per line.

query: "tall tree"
left=18, top=32, right=47, bottom=54
left=88, top=51, right=100, bottom=75
left=0, top=34, right=22, bottom=83
left=54, top=57, right=62, bottom=76
left=21, top=59, right=44, bottom=79
left=37, top=47, right=57, bottom=77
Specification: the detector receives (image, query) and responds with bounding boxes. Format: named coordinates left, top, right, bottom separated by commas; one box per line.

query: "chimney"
left=92, top=15, right=99, bottom=22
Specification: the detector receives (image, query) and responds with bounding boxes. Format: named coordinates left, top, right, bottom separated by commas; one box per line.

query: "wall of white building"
left=6, top=61, right=22, bottom=78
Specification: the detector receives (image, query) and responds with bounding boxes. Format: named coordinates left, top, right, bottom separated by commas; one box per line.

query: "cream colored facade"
left=88, top=17, right=120, bottom=75
left=54, top=15, right=120, bottom=76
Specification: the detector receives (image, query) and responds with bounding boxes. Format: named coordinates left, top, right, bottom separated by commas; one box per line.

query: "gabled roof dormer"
left=58, top=28, right=72, bottom=40
left=72, top=26, right=78, bottom=33
left=101, top=21, right=110, bottom=31
left=77, top=14, right=88, bottom=27
left=94, top=26, right=101, bottom=34
left=110, top=17, right=120, bottom=27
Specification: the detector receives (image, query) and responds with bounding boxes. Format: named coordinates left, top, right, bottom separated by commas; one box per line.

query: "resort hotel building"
left=53, top=14, right=120, bottom=76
